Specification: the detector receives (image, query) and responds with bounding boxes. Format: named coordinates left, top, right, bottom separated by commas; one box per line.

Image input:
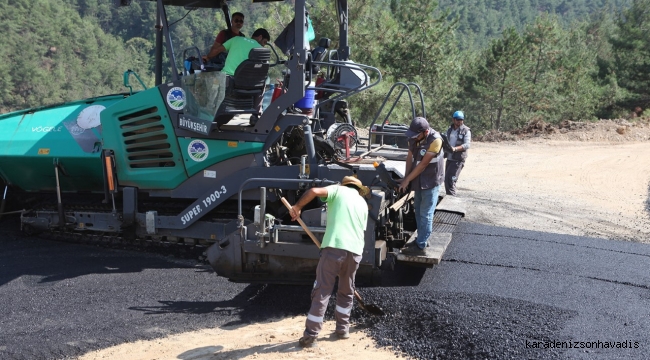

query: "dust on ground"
left=78, top=118, right=650, bottom=360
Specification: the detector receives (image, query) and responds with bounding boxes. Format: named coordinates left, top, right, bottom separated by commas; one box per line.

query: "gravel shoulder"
left=461, top=139, right=650, bottom=242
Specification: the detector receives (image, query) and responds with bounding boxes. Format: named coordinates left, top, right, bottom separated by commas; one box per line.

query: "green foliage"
left=457, top=13, right=626, bottom=133
left=464, top=28, right=529, bottom=130
left=0, top=0, right=151, bottom=112
left=439, top=0, right=632, bottom=50
left=610, top=0, right=650, bottom=107
left=328, top=0, right=463, bottom=129
left=551, top=23, right=606, bottom=121
left=0, top=0, right=647, bottom=138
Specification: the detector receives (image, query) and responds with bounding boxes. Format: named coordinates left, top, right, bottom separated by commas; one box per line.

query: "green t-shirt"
left=222, top=36, right=262, bottom=76
left=320, top=185, right=368, bottom=256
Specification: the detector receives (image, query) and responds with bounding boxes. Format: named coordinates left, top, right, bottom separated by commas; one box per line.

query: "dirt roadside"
left=78, top=119, right=650, bottom=360
left=462, top=139, right=650, bottom=242
left=462, top=118, right=650, bottom=242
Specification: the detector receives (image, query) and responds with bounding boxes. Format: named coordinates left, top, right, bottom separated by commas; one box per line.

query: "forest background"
left=1, top=0, right=649, bottom=135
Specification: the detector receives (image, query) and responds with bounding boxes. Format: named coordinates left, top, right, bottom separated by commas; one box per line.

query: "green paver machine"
left=0, top=0, right=460, bottom=285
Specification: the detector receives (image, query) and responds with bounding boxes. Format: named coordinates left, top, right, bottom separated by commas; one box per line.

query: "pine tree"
left=611, top=0, right=650, bottom=107
left=471, top=28, right=528, bottom=130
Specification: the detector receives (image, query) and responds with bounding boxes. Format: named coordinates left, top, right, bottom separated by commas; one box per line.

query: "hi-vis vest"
left=408, top=131, right=444, bottom=190
left=445, top=124, right=470, bottom=162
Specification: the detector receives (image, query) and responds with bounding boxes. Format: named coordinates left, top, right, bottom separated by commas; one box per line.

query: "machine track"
left=38, top=229, right=209, bottom=261
left=18, top=200, right=212, bottom=262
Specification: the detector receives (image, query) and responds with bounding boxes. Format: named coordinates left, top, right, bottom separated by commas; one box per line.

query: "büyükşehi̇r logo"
left=167, top=87, right=186, bottom=110
left=188, top=140, right=209, bottom=162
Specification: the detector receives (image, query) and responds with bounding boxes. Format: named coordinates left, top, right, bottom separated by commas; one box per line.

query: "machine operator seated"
left=208, top=28, right=269, bottom=76
left=211, top=28, right=271, bottom=127
left=202, top=12, right=246, bottom=66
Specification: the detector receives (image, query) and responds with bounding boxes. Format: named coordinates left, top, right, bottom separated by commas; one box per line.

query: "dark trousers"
left=303, top=247, right=362, bottom=338
left=444, top=159, right=465, bottom=196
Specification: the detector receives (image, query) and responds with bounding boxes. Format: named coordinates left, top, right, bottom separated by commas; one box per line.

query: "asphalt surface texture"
left=1, top=218, right=649, bottom=360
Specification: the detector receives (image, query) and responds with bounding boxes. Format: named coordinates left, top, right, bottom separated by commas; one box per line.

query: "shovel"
left=281, top=197, right=385, bottom=316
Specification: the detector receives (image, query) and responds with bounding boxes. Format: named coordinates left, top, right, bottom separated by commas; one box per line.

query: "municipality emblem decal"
left=167, top=87, right=186, bottom=111
left=188, top=140, right=209, bottom=162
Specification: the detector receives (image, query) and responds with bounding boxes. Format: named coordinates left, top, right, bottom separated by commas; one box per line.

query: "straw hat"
left=342, top=176, right=370, bottom=196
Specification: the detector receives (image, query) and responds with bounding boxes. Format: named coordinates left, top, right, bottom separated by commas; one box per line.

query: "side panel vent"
left=118, top=107, right=175, bottom=168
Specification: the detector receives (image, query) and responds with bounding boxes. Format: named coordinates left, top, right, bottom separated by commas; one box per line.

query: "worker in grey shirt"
left=444, top=111, right=471, bottom=196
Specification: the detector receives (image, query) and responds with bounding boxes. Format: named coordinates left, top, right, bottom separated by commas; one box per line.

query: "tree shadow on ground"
left=178, top=342, right=300, bottom=360
left=176, top=346, right=225, bottom=360
left=127, top=273, right=425, bottom=332
left=128, top=283, right=312, bottom=324
left=175, top=330, right=356, bottom=360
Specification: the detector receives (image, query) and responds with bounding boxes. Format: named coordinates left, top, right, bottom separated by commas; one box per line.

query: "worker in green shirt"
left=208, top=28, right=270, bottom=76
left=289, top=176, right=369, bottom=348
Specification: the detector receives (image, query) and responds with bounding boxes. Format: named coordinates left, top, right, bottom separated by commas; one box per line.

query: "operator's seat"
left=214, top=47, right=271, bottom=127
left=310, top=37, right=330, bottom=74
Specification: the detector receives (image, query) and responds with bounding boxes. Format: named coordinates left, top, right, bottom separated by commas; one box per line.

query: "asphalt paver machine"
left=0, top=0, right=463, bottom=285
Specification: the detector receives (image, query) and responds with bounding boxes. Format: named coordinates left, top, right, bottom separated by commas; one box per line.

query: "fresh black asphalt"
left=1, top=218, right=649, bottom=360
left=359, top=222, right=650, bottom=359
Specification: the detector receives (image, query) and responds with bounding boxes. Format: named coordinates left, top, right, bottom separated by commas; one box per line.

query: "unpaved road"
left=76, top=138, right=650, bottom=360
left=462, top=140, right=650, bottom=242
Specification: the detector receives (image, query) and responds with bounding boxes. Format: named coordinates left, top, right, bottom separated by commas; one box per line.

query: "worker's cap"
left=405, top=117, right=430, bottom=138
left=342, top=176, right=370, bottom=196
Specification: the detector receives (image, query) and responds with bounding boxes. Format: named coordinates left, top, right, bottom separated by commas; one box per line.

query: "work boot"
left=336, top=331, right=350, bottom=340
left=299, top=336, right=317, bottom=348
left=403, top=241, right=419, bottom=250
left=401, top=244, right=426, bottom=256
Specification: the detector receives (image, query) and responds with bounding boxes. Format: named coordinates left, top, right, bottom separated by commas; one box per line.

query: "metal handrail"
left=366, top=82, right=426, bottom=151
left=308, top=61, right=382, bottom=110
left=123, top=70, right=148, bottom=95
left=237, top=178, right=337, bottom=216
left=266, top=43, right=285, bottom=68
